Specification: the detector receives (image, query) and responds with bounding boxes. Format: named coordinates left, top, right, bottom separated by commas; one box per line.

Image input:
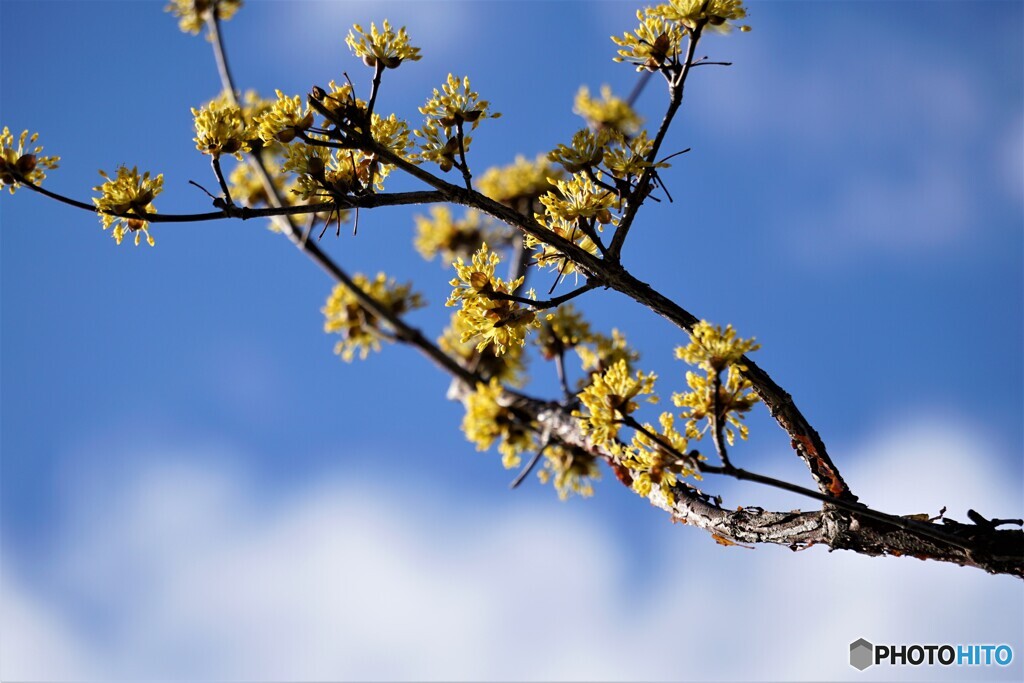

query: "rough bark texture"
left=512, top=393, right=1024, bottom=578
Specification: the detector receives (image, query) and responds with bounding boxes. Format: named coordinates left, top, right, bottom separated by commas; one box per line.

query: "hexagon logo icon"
left=850, top=638, right=874, bottom=670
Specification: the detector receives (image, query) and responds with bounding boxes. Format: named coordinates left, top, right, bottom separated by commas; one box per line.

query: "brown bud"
left=15, top=154, right=37, bottom=174
left=469, top=271, right=490, bottom=291
left=604, top=393, right=624, bottom=410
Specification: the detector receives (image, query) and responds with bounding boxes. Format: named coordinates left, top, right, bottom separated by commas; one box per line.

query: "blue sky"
left=1, top=1, right=1022, bottom=680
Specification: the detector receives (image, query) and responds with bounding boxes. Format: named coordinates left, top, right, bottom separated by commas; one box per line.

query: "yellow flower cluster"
left=478, top=154, right=562, bottom=208
left=461, top=378, right=534, bottom=469
left=345, top=20, right=422, bottom=69
left=674, top=365, right=758, bottom=444
left=446, top=243, right=540, bottom=356
left=255, top=90, right=313, bottom=144
left=540, top=172, right=618, bottom=224
left=612, top=10, right=685, bottom=71
left=613, top=1, right=749, bottom=71
left=420, top=73, right=499, bottom=131
left=192, top=100, right=250, bottom=159
left=165, top=0, right=241, bottom=35
left=603, top=131, right=664, bottom=180
left=370, top=112, right=415, bottom=162
left=526, top=172, right=617, bottom=276
left=624, top=412, right=703, bottom=504
left=438, top=312, right=526, bottom=387
left=322, top=273, right=425, bottom=362
left=538, top=444, right=600, bottom=500
left=574, top=358, right=658, bottom=450
left=676, top=321, right=760, bottom=372
left=574, top=85, right=643, bottom=136
left=548, top=129, right=608, bottom=174
left=414, top=206, right=493, bottom=264
left=92, top=166, right=163, bottom=246
left=416, top=75, right=499, bottom=172
left=651, top=0, right=750, bottom=33
left=0, top=128, right=59, bottom=194
left=672, top=321, right=759, bottom=443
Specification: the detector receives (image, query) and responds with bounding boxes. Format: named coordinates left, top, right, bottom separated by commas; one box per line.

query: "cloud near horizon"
left=2, top=416, right=1022, bottom=682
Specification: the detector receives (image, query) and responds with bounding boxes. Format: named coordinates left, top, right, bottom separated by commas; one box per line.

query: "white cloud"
left=2, top=418, right=1022, bottom=681
left=785, top=162, right=972, bottom=267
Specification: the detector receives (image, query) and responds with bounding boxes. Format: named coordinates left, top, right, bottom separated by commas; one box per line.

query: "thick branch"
left=505, top=393, right=1023, bottom=577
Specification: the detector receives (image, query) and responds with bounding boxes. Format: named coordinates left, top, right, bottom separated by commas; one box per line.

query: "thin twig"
left=710, top=371, right=733, bottom=469
left=510, top=437, right=551, bottom=490
left=366, top=61, right=385, bottom=120
left=455, top=121, right=473, bottom=192
left=485, top=282, right=597, bottom=311
left=211, top=156, right=233, bottom=206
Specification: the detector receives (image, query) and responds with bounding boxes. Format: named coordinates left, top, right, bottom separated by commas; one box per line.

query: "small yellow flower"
left=165, top=0, right=242, bottom=35
left=92, top=166, right=163, bottom=247
left=461, top=378, right=534, bottom=469
left=574, top=85, right=643, bottom=136
left=254, top=90, right=313, bottom=144
left=603, top=130, right=666, bottom=181
left=346, top=20, right=422, bottom=69
left=0, top=127, right=59, bottom=194
left=548, top=129, right=608, bottom=174
left=540, top=172, right=619, bottom=224
left=676, top=321, right=760, bottom=372
left=370, top=112, right=415, bottom=162
left=192, top=100, right=250, bottom=158
left=419, top=74, right=500, bottom=132
left=446, top=243, right=540, bottom=356
left=415, top=76, right=499, bottom=171
left=575, top=358, right=658, bottom=449
left=612, top=10, right=685, bottom=71
left=322, top=273, right=425, bottom=362
left=414, top=120, right=463, bottom=172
